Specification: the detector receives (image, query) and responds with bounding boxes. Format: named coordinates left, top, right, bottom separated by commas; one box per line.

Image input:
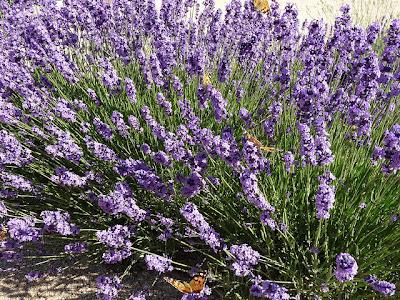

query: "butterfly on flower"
left=245, top=132, right=281, bottom=153
left=0, top=225, right=7, bottom=241
left=253, top=0, right=270, bottom=13
left=163, top=271, right=208, bottom=294
left=202, top=73, right=212, bottom=86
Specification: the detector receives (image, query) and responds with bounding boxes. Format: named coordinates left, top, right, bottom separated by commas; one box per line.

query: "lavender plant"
left=0, top=0, right=399, bottom=299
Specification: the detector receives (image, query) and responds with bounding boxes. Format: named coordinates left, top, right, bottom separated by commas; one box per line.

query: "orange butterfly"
left=163, top=272, right=208, bottom=294
left=253, top=0, right=270, bottom=13
left=0, top=225, right=7, bottom=241
left=245, top=133, right=281, bottom=153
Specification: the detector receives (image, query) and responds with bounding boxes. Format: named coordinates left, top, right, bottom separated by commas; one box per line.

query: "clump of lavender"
left=335, top=253, right=358, bottom=282
left=372, top=124, right=399, bottom=174
left=250, top=278, right=290, bottom=299
left=144, top=254, right=173, bottom=273
left=230, top=244, right=260, bottom=276
left=96, top=275, right=121, bottom=300
left=96, top=225, right=133, bottom=264
left=283, top=151, right=295, bottom=172
left=41, top=211, right=79, bottom=236
left=365, top=275, right=396, bottom=297
left=315, top=171, right=336, bottom=219
left=180, top=202, right=224, bottom=252
left=7, top=217, right=40, bottom=243
left=263, top=101, right=282, bottom=139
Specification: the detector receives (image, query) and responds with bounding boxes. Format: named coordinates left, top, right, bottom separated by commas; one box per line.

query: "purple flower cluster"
left=51, top=167, right=87, bottom=188
left=125, top=78, right=137, bottom=104
left=156, top=92, right=173, bottom=116
left=180, top=202, right=224, bottom=252
left=335, top=253, right=358, bottom=282
left=230, top=244, right=260, bottom=276
left=64, top=242, right=88, bottom=254
left=250, top=279, right=290, bottom=299
left=372, top=124, right=400, bottom=174
left=0, top=130, right=33, bottom=167
left=111, top=111, right=129, bottom=138
left=93, top=117, right=114, bottom=141
left=96, top=225, right=133, bottom=264
left=0, top=172, right=33, bottom=192
left=315, top=171, right=336, bottom=219
left=240, top=169, right=275, bottom=212
left=144, top=254, right=173, bottom=273
left=365, top=275, right=396, bottom=297
left=7, top=217, right=40, bottom=243
left=96, top=275, right=121, bottom=300
left=263, top=101, right=282, bottom=139
left=40, top=210, right=79, bottom=236
left=97, top=182, right=146, bottom=222
left=45, top=128, right=83, bottom=164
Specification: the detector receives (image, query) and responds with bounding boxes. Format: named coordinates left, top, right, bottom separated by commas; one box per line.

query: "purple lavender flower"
left=250, top=279, right=290, bottom=299
left=297, top=123, right=316, bottom=166
left=25, top=271, right=46, bottom=282
left=263, top=101, right=282, bottom=139
left=96, top=225, right=132, bottom=249
left=100, top=59, right=121, bottom=90
left=87, top=88, right=101, bottom=106
left=144, top=254, right=173, bottom=273
left=51, top=167, right=87, bottom=188
left=365, top=275, right=396, bottom=297
left=180, top=171, right=206, bottom=198
left=208, top=86, right=228, bottom=123
left=111, top=111, right=129, bottom=138
left=93, top=117, right=114, bottom=141
left=260, top=211, right=276, bottom=231
left=218, top=53, right=231, bottom=82
left=180, top=202, right=224, bottom=252
left=96, top=275, right=121, bottom=300
left=156, top=92, right=173, bottom=115
left=40, top=210, right=79, bottom=236
left=152, top=151, right=172, bottom=167
left=240, top=169, right=275, bottom=212
left=125, top=78, right=137, bottom=104
left=335, top=253, right=358, bottom=282
left=0, top=172, right=33, bottom=192
left=230, top=244, right=260, bottom=276
left=372, top=124, right=399, bottom=174
left=315, top=173, right=336, bottom=220
left=85, top=136, right=118, bottom=162
left=45, top=129, right=82, bottom=164
left=0, top=130, right=33, bottom=167
left=64, top=242, right=88, bottom=254
left=239, top=107, right=253, bottom=128
left=54, top=98, right=76, bottom=122
left=314, top=117, right=334, bottom=165
left=283, top=151, right=294, bottom=172
left=128, top=290, right=147, bottom=300
left=7, top=217, right=40, bottom=243
left=128, top=115, right=143, bottom=132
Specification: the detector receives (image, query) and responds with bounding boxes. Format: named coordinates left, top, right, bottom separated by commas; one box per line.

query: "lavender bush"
left=0, top=0, right=399, bottom=299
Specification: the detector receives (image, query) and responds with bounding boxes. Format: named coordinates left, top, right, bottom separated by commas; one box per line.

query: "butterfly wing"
left=0, top=225, right=7, bottom=241
left=188, top=273, right=207, bottom=293
left=253, top=0, right=270, bottom=13
left=163, top=277, right=193, bottom=294
left=202, top=73, right=212, bottom=86
left=259, top=146, right=282, bottom=153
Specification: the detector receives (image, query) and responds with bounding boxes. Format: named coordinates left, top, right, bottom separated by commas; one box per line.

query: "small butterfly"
left=245, top=133, right=281, bottom=153
left=202, top=73, right=212, bottom=86
left=0, top=225, right=7, bottom=241
left=163, top=272, right=208, bottom=294
left=253, top=0, right=270, bottom=13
